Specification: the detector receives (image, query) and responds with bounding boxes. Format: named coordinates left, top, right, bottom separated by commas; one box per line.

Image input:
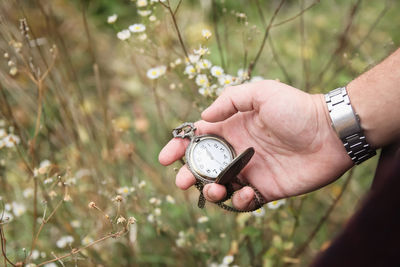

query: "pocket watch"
left=172, top=122, right=265, bottom=212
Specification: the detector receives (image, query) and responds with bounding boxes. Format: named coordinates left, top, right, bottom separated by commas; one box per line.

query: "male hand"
left=159, top=80, right=353, bottom=211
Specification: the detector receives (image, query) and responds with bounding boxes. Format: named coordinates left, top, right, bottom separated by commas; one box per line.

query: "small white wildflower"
left=3, top=134, right=20, bottom=148
left=23, top=188, right=34, bottom=198
left=267, top=199, right=286, bottom=210
left=252, top=207, right=265, bottom=217
left=117, top=29, right=131, bottom=41
left=75, top=169, right=91, bottom=179
left=31, top=249, right=40, bottom=260
left=237, top=68, right=249, bottom=81
left=196, top=59, right=212, bottom=69
left=138, top=180, right=146, bottom=188
left=128, top=216, right=137, bottom=224
left=0, top=129, right=6, bottom=138
left=149, top=15, right=156, bottom=22
left=166, top=195, right=175, bottom=204
left=40, top=252, right=46, bottom=258
left=188, top=54, right=200, bottom=64
left=147, top=214, right=155, bottom=223
left=44, top=263, right=57, bottom=267
left=138, top=10, right=152, bottom=16
left=211, top=66, right=224, bottom=77
left=117, top=186, right=131, bottom=196
left=71, top=220, right=81, bottom=228
left=82, top=236, right=93, bottom=246
left=202, top=29, right=212, bottom=39
left=250, top=76, right=264, bottom=83
left=176, top=237, right=185, bottom=247
left=195, top=74, right=209, bottom=87
left=107, top=14, right=118, bottom=24
left=146, top=65, right=166, bottom=79
left=117, top=216, right=126, bottom=224
left=138, top=33, right=147, bottom=41
left=44, top=178, right=53, bottom=184
left=154, top=208, right=161, bottom=216
left=222, top=255, right=234, bottom=265
left=129, top=23, right=146, bottom=33
left=12, top=202, right=26, bottom=217
left=193, top=46, right=209, bottom=56
left=9, top=67, right=18, bottom=76
left=56, top=235, right=74, bottom=248
left=149, top=197, right=161, bottom=205
left=175, top=58, right=182, bottom=65
left=197, top=216, right=209, bottom=223
left=38, top=159, right=51, bottom=174
left=1, top=211, right=13, bottom=222
left=26, top=264, right=37, bottom=267
left=218, top=74, right=233, bottom=86
left=184, top=65, right=196, bottom=78
left=137, top=0, right=148, bottom=7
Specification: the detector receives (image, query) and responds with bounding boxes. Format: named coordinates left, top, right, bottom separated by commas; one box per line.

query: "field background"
left=0, top=0, right=397, bottom=266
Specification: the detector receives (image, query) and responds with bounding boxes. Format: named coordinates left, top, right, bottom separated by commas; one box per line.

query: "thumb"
left=201, top=82, right=260, bottom=122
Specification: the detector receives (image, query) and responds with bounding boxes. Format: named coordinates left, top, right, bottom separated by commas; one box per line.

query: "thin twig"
left=0, top=225, right=17, bottom=266
left=248, top=0, right=286, bottom=76
left=294, top=168, right=355, bottom=258
left=271, top=0, right=319, bottom=28
left=212, top=0, right=226, bottom=69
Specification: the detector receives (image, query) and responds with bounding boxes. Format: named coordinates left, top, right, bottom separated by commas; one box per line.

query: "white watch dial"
left=191, top=138, right=233, bottom=178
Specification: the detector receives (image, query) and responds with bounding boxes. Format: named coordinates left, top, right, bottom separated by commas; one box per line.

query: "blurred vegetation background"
left=0, top=0, right=397, bottom=266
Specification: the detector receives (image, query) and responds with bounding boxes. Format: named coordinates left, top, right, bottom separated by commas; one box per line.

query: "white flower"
left=267, top=199, right=286, bottom=210
left=31, top=250, right=40, bottom=260
left=71, top=220, right=81, bottom=228
left=146, top=65, right=166, bottom=79
left=138, top=10, right=152, bottom=16
left=44, top=263, right=57, bottom=267
left=149, top=197, right=161, bottom=205
left=175, top=58, right=182, bottom=65
left=117, top=29, right=131, bottom=41
left=218, top=74, right=233, bottom=86
left=202, top=29, right=212, bottom=39
left=252, top=207, right=265, bottom=217
left=184, top=65, right=196, bottom=78
left=137, top=0, right=148, bottom=7
left=154, top=208, right=161, bottom=216
left=129, top=24, right=146, bottom=33
left=107, top=14, right=118, bottom=24
left=147, top=214, right=155, bottom=223
left=0, top=129, right=6, bottom=138
left=23, top=188, right=34, bottom=198
left=211, top=66, right=224, bottom=77
left=75, top=169, right=91, bottom=179
left=117, top=216, right=126, bottom=224
left=193, top=46, right=209, bottom=56
left=195, top=74, right=209, bottom=87
left=44, top=178, right=53, bottom=184
left=56, top=236, right=74, bottom=248
left=12, top=202, right=26, bottom=217
left=222, top=255, right=234, bottom=265
left=1, top=211, right=13, bottom=222
left=3, top=134, right=20, bottom=148
left=237, top=68, right=249, bottom=81
left=188, top=54, right=200, bottom=64
left=197, top=216, right=209, bottom=223
left=196, top=59, right=212, bottom=69
left=250, top=76, right=264, bottom=83
left=139, top=33, right=147, bottom=41
left=38, top=159, right=51, bottom=174
left=176, top=237, right=185, bottom=247
left=117, top=186, right=132, bottom=196
left=138, top=180, right=146, bottom=188
left=166, top=195, right=175, bottom=204
left=82, top=236, right=93, bottom=245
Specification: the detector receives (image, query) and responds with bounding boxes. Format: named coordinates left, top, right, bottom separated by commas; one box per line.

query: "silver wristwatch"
left=325, top=87, right=376, bottom=165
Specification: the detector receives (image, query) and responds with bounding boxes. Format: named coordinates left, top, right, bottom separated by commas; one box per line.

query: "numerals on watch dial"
left=191, top=138, right=233, bottom=178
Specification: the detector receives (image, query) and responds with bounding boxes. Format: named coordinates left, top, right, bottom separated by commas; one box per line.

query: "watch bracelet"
left=325, top=87, right=376, bottom=165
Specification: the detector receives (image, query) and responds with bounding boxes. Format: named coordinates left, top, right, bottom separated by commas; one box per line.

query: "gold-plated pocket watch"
left=172, top=122, right=265, bottom=212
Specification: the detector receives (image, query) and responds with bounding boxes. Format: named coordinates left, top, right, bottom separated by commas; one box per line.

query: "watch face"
left=189, top=136, right=234, bottom=179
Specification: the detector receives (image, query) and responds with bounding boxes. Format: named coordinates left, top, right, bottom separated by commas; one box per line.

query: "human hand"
left=159, top=80, right=353, bottom=210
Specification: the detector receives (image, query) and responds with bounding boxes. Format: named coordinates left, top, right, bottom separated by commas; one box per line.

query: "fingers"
left=201, top=82, right=259, bottom=122
left=175, top=165, right=196, bottom=190
left=203, top=184, right=257, bottom=211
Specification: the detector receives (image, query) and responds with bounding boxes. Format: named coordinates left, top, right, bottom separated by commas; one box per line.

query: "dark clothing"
left=312, top=141, right=400, bottom=266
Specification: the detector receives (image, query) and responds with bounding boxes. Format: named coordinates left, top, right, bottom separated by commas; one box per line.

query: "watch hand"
left=205, top=147, right=214, bottom=160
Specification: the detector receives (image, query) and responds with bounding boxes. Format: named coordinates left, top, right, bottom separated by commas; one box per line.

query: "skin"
left=159, top=48, right=400, bottom=211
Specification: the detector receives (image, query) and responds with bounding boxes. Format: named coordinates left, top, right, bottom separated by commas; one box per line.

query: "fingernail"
left=239, top=187, right=252, bottom=201
left=205, top=185, right=217, bottom=201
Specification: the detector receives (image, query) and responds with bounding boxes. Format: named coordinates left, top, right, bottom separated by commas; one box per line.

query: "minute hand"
left=205, top=148, right=223, bottom=165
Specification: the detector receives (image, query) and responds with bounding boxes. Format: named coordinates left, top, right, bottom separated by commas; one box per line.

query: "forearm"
left=347, top=48, right=400, bottom=148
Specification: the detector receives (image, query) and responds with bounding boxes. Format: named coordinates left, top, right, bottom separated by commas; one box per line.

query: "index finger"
left=158, top=120, right=222, bottom=166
